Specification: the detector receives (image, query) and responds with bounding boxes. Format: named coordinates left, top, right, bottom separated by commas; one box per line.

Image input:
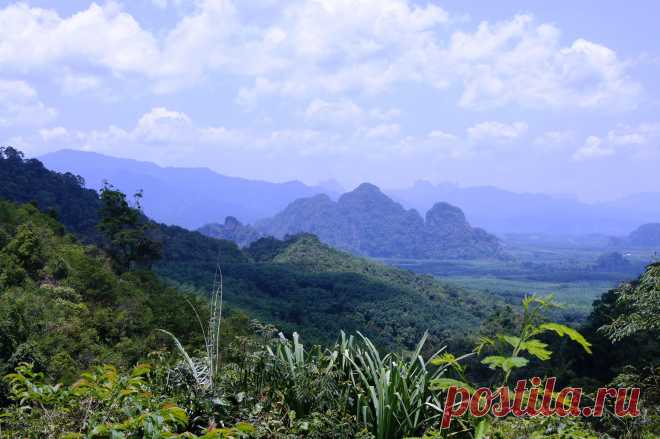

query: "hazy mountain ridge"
left=389, top=180, right=660, bottom=236
left=39, top=151, right=659, bottom=237
left=255, top=183, right=502, bottom=259
left=628, top=223, right=660, bottom=247
left=40, top=149, right=334, bottom=229
left=609, top=223, right=660, bottom=249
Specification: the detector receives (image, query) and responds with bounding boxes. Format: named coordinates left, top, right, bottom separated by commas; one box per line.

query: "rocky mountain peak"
left=426, top=202, right=468, bottom=230
left=224, top=216, right=241, bottom=229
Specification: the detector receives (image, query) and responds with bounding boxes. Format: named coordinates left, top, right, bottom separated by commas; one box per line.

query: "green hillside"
left=0, top=148, right=657, bottom=438
left=229, top=233, right=500, bottom=349
left=0, top=199, right=208, bottom=386
left=0, top=148, right=500, bottom=351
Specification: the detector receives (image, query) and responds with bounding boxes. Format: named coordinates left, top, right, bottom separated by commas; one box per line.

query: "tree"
left=97, top=183, right=161, bottom=272
left=600, top=263, right=660, bottom=341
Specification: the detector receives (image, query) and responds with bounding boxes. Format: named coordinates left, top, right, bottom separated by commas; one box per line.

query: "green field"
left=378, top=238, right=655, bottom=321
left=432, top=275, right=614, bottom=316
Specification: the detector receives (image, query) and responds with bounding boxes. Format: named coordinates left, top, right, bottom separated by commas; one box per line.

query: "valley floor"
left=380, top=239, right=655, bottom=321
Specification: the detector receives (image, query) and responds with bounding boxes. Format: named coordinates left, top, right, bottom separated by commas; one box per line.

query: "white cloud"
left=303, top=98, right=402, bottom=129
left=304, top=98, right=364, bottom=125
left=151, top=0, right=168, bottom=8
left=468, top=121, right=528, bottom=142
left=134, top=107, right=193, bottom=143
left=237, top=10, right=639, bottom=109
left=570, top=122, right=660, bottom=160
left=200, top=126, right=243, bottom=144
left=607, top=130, right=647, bottom=145
left=0, top=3, right=159, bottom=74
left=534, top=131, right=574, bottom=146
left=574, top=123, right=660, bottom=160
left=0, top=2, right=641, bottom=111
left=365, top=123, right=400, bottom=139
left=39, top=126, right=69, bottom=142
left=0, top=79, right=56, bottom=127
left=369, top=107, right=402, bottom=121
left=428, top=130, right=458, bottom=142
left=573, top=136, right=613, bottom=160
left=38, top=107, right=240, bottom=156
left=451, top=16, right=641, bottom=110
left=58, top=70, right=101, bottom=95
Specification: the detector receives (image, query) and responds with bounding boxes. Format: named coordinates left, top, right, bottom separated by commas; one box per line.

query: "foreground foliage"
left=1, top=311, right=606, bottom=438
left=0, top=199, right=206, bottom=388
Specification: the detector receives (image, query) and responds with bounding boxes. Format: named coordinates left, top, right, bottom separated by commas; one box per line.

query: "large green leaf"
left=482, top=355, right=529, bottom=372
left=429, top=378, right=474, bottom=393
left=521, top=339, right=552, bottom=361
left=537, top=323, right=592, bottom=354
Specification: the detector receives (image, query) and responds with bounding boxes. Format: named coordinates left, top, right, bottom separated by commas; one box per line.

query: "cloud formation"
left=468, top=121, right=528, bottom=143
left=0, top=1, right=655, bottom=201
left=0, top=1, right=641, bottom=109
left=0, top=79, right=57, bottom=127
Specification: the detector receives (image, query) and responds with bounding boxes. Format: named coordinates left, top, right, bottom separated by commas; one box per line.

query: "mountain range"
left=40, top=149, right=333, bottom=229
left=390, top=180, right=660, bottom=236
left=233, top=183, right=502, bottom=259
left=608, top=223, right=660, bottom=250
left=39, top=150, right=659, bottom=237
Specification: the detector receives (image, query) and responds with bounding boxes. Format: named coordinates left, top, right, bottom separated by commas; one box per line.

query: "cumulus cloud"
left=451, top=16, right=641, bottom=110
left=607, top=129, right=647, bottom=145
left=0, top=3, right=159, bottom=74
left=0, top=2, right=639, bottom=109
left=58, top=70, right=101, bottom=95
left=304, top=99, right=364, bottom=125
left=365, top=123, right=401, bottom=139
left=573, top=136, right=613, bottom=160
left=39, top=126, right=69, bottom=142
left=533, top=131, right=575, bottom=147
left=133, top=107, right=194, bottom=143
left=428, top=130, right=459, bottom=142
left=0, top=79, right=57, bottom=127
left=38, top=107, right=241, bottom=156
left=468, top=121, right=528, bottom=142
left=574, top=123, right=660, bottom=160
left=303, top=98, right=402, bottom=129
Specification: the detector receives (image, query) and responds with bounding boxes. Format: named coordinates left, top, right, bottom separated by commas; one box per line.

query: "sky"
left=1, top=0, right=659, bottom=201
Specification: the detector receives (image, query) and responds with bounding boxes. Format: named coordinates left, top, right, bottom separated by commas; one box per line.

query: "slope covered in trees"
left=0, top=199, right=208, bottom=388
left=0, top=147, right=100, bottom=238
left=0, top=148, right=658, bottom=437
left=0, top=148, right=500, bottom=350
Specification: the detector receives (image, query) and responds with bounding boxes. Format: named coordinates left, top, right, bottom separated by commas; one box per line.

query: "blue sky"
left=1, top=0, right=658, bottom=201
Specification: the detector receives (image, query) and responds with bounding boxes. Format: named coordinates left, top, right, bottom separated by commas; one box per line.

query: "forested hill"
left=0, top=147, right=100, bottom=238
left=0, top=147, right=501, bottom=350
left=233, top=234, right=498, bottom=349
left=254, top=182, right=502, bottom=259
left=2, top=147, right=659, bottom=437
left=0, top=198, right=208, bottom=386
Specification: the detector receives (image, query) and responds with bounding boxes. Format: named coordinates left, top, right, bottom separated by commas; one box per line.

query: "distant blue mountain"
left=39, top=151, right=659, bottom=236
left=40, top=149, right=332, bottom=229
left=388, top=181, right=660, bottom=236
